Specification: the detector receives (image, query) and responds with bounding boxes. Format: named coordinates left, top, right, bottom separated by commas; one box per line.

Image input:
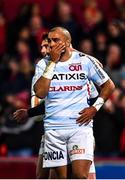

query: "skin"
left=40, top=39, right=50, bottom=58
left=34, top=27, right=115, bottom=179
left=13, top=109, right=28, bottom=122
left=36, top=155, right=49, bottom=178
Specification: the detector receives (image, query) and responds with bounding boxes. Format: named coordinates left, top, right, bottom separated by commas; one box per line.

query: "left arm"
left=99, top=79, right=115, bottom=100
left=77, top=56, right=115, bottom=125
left=77, top=79, right=115, bottom=125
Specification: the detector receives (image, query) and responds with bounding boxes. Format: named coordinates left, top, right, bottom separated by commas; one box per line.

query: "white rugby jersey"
left=34, top=51, right=109, bottom=130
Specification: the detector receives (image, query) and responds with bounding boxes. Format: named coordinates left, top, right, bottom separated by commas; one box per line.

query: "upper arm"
left=86, top=56, right=110, bottom=86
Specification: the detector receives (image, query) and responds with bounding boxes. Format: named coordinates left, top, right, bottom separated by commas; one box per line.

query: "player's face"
left=48, top=31, right=67, bottom=53
left=40, top=39, right=49, bottom=57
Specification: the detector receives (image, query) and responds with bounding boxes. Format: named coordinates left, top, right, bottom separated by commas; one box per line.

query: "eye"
left=48, top=38, right=51, bottom=43
left=44, top=45, right=48, bottom=48
left=53, top=38, right=60, bottom=43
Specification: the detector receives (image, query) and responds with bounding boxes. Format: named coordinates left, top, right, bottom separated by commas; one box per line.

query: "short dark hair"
left=49, top=27, right=71, bottom=42
left=42, top=32, right=48, bottom=41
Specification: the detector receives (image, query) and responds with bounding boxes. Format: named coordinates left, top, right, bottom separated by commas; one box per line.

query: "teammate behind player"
left=13, top=33, right=50, bottom=179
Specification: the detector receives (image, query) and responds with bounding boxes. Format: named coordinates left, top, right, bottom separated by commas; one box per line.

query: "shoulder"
left=73, top=50, right=95, bottom=65
left=72, top=49, right=85, bottom=58
left=72, top=50, right=87, bottom=61
left=80, top=53, right=100, bottom=67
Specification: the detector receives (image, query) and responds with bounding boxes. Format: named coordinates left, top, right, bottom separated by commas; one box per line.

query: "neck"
left=60, top=48, right=72, bottom=62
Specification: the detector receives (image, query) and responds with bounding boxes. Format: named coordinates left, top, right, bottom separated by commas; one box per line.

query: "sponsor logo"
left=43, top=151, right=64, bottom=160
left=69, top=63, right=82, bottom=71
left=52, top=73, right=86, bottom=81
left=49, top=85, right=82, bottom=92
left=69, top=145, right=85, bottom=155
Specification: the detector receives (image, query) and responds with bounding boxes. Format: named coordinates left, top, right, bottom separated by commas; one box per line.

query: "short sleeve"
left=33, top=60, right=46, bottom=85
left=86, top=55, right=110, bottom=86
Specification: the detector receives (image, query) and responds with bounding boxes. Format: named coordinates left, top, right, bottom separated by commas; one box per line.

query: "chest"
left=51, top=62, right=88, bottom=83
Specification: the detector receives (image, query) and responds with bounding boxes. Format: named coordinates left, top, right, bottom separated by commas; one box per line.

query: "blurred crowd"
left=0, top=0, right=125, bottom=157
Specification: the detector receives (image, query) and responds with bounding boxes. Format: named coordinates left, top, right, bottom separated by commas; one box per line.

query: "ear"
left=66, top=40, right=70, bottom=47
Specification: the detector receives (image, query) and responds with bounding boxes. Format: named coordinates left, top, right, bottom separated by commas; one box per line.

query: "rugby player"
left=34, top=27, right=115, bottom=179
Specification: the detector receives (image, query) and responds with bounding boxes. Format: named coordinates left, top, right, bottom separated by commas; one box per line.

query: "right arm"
left=34, top=66, right=55, bottom=98
left=34, top=42, right=65, bottom=98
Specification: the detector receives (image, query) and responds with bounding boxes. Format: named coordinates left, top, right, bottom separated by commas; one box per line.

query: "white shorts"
left=43, top=126, right=94, bottom=168
left=39, top=134, right=95, bottom=173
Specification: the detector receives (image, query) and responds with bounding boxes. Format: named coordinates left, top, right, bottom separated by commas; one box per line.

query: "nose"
left=41, top=46, right=46, bottom=54
left=47, top=47, right=50, bottom=54
left=49, top=40, right=55, bottom=48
